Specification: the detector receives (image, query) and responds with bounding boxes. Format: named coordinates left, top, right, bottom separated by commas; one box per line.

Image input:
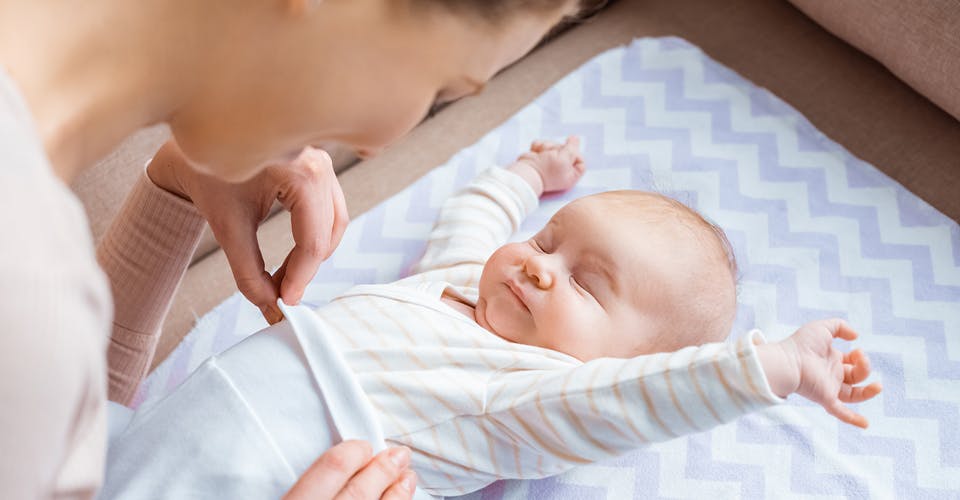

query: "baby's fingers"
left=573, top=155, right=586, bottom=174
left=531, top=139, right=561, bottom=152
left=843, top=349, right=871, bottom=384
left=826, top=400, right=870, bottom=429
left=827, top=318, right=859, bottom=341
left=564, top=135, right=581, bottom=152
left=839, top=381, right=882, bottom=403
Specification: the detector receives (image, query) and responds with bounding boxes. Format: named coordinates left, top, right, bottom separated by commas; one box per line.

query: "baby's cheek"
left=545, top=305, right=601, bottom=353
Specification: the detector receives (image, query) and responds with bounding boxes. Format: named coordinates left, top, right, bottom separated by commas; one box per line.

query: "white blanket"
left=102, top=303, right=435, bottom=500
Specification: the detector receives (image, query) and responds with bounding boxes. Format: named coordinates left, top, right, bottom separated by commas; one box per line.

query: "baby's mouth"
left=504, top=280, right=529, bottom=311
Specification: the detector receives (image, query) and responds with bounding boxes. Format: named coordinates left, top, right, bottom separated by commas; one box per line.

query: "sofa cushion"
left=789, top=0, right=960, bottom=120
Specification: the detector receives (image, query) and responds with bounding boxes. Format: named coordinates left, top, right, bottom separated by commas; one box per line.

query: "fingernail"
left=268, top=306, right=284, bottom=324
left=389, top=446, right=411, bottom=467
left=402, top=471, right=417, bottom=491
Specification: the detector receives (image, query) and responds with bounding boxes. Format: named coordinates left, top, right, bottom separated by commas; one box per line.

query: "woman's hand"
left=508, top=136, right=585, bottom=196
left=284, top=441, right=417, bottom=500
left=147, top=140, right=348, bottom=323
left=757, top=319, right=882, bottom=428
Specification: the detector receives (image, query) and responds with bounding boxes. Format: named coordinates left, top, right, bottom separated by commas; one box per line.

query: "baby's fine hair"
left=653, top=193, right=737, bottom=282
left=597, top=190, right=739, bottom=344
left=600, top=190, right=738, bottom=282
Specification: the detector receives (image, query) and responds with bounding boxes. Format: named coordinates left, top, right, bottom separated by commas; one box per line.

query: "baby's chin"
left=473, top=296, right=526, bottom=345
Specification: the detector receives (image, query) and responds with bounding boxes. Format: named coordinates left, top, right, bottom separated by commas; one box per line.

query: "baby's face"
left=475, top=192, right=735, bottom=361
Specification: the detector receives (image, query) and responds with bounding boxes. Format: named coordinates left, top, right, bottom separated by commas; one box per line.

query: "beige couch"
left=72, top=0, right=960, bottom=370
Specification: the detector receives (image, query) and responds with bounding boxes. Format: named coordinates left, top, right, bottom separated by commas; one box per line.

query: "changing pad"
left=136, top=37, right=960, bottom=498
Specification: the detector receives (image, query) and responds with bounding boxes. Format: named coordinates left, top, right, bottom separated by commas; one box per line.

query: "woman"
left=0, top=0, right=602, bottom=498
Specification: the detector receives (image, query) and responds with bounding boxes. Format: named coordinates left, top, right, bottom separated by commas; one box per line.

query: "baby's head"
left=476, top=191, right=737, bottom=361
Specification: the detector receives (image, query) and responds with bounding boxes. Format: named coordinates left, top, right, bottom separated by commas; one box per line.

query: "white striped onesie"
left=315, top=167, right=783, bottom=496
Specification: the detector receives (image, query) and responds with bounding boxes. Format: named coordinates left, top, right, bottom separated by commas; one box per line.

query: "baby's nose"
left=523, top=256, right=553, bottom=290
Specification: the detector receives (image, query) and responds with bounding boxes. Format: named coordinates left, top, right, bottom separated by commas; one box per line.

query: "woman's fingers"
left=380, top=471, right=417, bottom=500
left=328, top=167, right=350, bottom=251
left=270, top=253, right=292, bottom=299
left=335, top=447, right=412, bottom=500
left=276, top=147, right=349, bottom=305
left=284, top=440, right=373, bottom=500
left=284, top=442, right=416, bottom=500
left=216, top=218, right=282, bottom=323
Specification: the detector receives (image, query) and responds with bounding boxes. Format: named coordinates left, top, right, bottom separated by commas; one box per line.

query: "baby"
left=102, top=138, right=881, bottom=499
left=446, top=137, right=738, bottom=361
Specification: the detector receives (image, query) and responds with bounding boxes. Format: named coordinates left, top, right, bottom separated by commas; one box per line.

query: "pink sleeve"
left=96, top=171, right=206, bottom=404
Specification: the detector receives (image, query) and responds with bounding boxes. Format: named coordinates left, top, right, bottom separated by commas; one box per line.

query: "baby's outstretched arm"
left=757, top=319, right=882, bottom=428
left=411, top=137, right=584, bottom=277
left=406, top=322, right=878, bottom=490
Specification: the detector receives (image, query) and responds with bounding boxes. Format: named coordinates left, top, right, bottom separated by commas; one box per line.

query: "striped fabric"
left=315, top=167, right=781, bottom=496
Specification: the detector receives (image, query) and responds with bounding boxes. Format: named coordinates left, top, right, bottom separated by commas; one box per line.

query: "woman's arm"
left=96, top=166, right=206, bottom=404
left=101, top=140, right=351, bottom=403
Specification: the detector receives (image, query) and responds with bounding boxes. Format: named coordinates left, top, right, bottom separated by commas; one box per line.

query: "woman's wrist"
left=145, top=143, right=193, bottom=202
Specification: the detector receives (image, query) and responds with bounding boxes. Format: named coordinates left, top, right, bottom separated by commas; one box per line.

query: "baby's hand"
left=509, top=136, right=585, bottom=195
left=758, top=319, right=882, bottom=428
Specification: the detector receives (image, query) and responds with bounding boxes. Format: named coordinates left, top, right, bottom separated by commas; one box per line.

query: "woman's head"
left=168, top=0, right=603, bottom=181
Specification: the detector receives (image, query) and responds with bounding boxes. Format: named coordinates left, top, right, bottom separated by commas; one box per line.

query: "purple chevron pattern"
left=135, top=38, right=960, bottom=498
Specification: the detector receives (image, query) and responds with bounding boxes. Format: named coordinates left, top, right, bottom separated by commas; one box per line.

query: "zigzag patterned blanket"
left=136, top=38, right=960, bottom=498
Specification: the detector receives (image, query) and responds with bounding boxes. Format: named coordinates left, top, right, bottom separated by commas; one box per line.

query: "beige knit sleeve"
left=96, top=171, right=206, bottom=404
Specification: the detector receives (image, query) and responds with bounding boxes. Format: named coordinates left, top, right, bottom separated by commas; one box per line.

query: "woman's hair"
left=411, top=0, right=610, bottom=25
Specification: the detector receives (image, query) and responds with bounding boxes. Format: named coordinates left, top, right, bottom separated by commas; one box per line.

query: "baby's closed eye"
left=570, top=275, right=603, bottom=307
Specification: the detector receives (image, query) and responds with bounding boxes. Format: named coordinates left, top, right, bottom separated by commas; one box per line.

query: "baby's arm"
left=415, top=333, right=783, bottom=485
left=756, top=319, right=882, bottom=428
left=425, top=322, right=879, bottom=484
left=411, top=137, right=584, bottom=277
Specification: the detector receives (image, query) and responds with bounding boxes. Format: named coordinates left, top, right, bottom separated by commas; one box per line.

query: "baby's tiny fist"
left=526, top=136, right=585, bottom=193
